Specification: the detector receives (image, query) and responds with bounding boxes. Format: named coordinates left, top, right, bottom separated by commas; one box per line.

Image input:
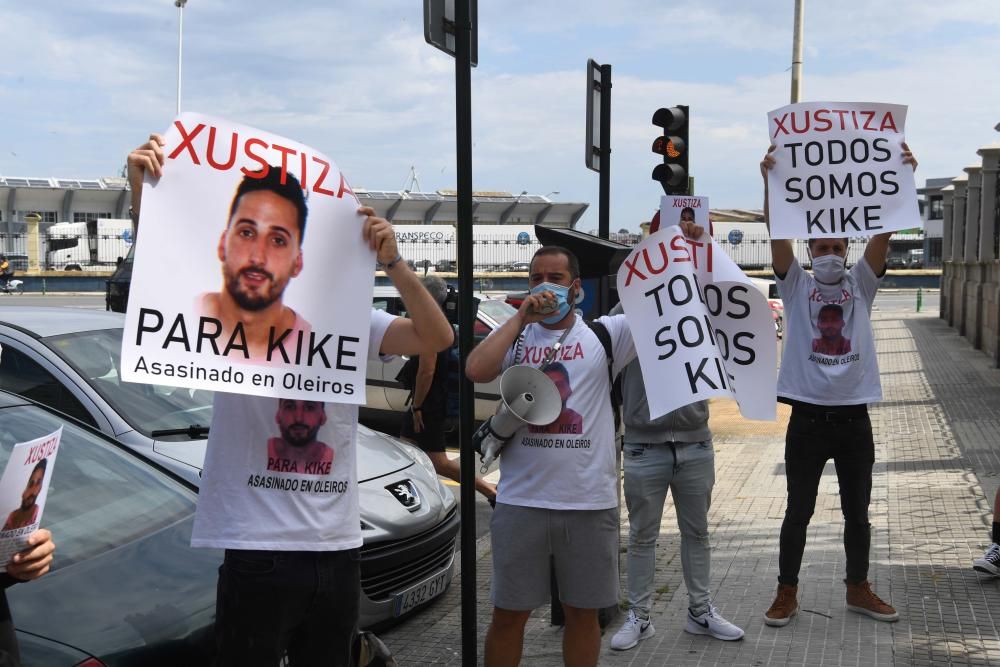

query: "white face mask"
left=811, top=254, right=846, bottom=284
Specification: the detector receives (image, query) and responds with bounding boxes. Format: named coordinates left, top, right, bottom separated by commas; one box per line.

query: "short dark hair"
left=530, top=246, right=580, bottom=280
left=681, top=207, right=695, bottom=219
left=31, top=458, right=47, bottom=478
left=818, top=303, right=844, bottom=319
left=228, top=167, right=308, bottom=243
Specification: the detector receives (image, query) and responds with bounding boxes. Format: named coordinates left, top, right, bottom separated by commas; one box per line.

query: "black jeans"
left=778, top=407, right=875, bottom=586
left=215, top=549, right=360, bottom=667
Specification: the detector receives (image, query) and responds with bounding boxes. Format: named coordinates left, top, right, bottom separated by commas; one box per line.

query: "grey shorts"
left=490, top=503, right=619, bottom=611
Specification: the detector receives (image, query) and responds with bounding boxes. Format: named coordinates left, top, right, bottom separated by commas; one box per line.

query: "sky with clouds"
left=1, top=0, right=998, bottom=231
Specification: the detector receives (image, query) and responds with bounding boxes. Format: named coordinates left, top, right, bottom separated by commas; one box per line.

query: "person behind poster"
left=398, top=275, right=497, bottom=504
left=1, top=460, right=46, bottom=532
left=759, top=141, right=917, bottom=628
left=610, top=213, right=745, bottom=650
left=128, top=134, right=454, bottom=667
left=466, top=245, right=636, bottom=667
left=267, top=399, right=333, bottom=475
left=195, top=166, right=310, bottom=360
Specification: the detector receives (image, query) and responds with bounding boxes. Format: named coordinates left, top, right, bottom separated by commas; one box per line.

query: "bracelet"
left=384, top=253, right=404, bottom=270
left=411, top=406, right=422, bottom=413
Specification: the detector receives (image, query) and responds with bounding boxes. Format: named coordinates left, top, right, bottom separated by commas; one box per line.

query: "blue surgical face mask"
left=529, top=282, right=573, bottom=324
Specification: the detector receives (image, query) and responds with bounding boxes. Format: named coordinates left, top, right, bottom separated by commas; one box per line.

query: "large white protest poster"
left=122, top=113, right=374, bottom=403
left=766, top=102, right=920, bottom=240
left=617, top=196, right=776, bottom=420
left=0, top=427, right=61, bottom=571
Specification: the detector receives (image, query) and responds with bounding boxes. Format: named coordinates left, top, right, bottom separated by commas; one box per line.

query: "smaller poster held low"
left=0, top=427, right=61, bottom=572
left=617, top=196, right=777, bottom=421
left=766, top=101, right=920, bottom=240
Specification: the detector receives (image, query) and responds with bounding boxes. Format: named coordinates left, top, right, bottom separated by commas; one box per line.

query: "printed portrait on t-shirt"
left=529, top=362, right=584, bottom=435
left=265, top=398, right=334, bottom=475
left=811, top=303, right=852, bottom=356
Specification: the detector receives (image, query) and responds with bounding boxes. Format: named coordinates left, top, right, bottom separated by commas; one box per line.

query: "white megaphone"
left=473, top=365, right=564, bottom=473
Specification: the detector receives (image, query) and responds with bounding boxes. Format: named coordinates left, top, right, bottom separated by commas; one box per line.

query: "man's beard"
left=224, top=265, right=285, bottom=312
left=281, top=424, right=321, bottom=448
left=21, top=495, right=36, bottom=511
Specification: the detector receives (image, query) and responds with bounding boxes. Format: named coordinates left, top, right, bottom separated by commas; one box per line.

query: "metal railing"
left=0, top=233, right=132, bottom=271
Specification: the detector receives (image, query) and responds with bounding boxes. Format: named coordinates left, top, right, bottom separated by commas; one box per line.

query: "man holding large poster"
left=127, top=132, right=453, bottom=667
left=759, top=132, right=917, bottom=628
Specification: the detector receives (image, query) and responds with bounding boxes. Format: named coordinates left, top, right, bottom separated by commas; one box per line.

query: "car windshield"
left=0, top=403, right=194, bottom=570
left=477, top=299, right=517, bottom=326
left=45, top=328, right=213, bottom=439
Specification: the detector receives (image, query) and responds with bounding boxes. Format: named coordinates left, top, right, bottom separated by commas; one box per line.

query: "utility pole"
left=175, top=0, right=188, bottom=115
left=424, top=1, right=478, bottom=662
left=790, top=0, right=805, bottom=103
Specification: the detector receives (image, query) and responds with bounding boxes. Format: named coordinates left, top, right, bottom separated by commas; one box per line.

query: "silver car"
left=0, top=307, right=458, bottom=628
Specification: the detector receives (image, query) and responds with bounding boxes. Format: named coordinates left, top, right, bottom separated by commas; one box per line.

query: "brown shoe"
left=764, top=583, right=799, bottom=627
left=846, top=580, right=899, bottom=622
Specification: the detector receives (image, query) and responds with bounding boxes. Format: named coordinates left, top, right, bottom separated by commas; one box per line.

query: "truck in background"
left=46, top=219, right=133, bottom=271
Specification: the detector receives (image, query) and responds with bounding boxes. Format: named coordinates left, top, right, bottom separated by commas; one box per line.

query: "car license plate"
left=393, top=571, right=448, bottom=616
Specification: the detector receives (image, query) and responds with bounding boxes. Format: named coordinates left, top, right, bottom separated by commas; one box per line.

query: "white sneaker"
left=685, top=606, right=745, bottom=641
left=974, top=543, right=1000, bottom=576
left=610, top=609, right=655, bottom=651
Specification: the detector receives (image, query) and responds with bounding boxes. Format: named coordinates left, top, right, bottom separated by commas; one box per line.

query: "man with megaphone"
left=467, top=245, right=636, bottom=667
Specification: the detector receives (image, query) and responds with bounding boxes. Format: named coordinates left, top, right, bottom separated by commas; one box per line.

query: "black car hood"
left=8, top=515, right=221, bottom=666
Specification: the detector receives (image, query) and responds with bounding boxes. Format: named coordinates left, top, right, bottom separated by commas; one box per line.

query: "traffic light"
left=651, top=105, right=689, bottom=195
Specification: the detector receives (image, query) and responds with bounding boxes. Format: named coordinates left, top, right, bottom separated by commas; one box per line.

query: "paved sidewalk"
left=382, top=313, right=1000, bottom=665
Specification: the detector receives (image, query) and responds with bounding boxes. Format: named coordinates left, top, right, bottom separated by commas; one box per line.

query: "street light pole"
left=175, top=0, right=188, bottom=115
left=790, top=0, right=805, bottom=103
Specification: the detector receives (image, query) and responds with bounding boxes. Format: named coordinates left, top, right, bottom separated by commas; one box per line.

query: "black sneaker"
left=974, top=543, right=1000, bottom=576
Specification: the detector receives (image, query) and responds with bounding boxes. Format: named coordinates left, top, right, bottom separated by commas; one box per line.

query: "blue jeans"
left=622, top=440, right=715, bottom=617
left=215, top=549, right=360, bottom=667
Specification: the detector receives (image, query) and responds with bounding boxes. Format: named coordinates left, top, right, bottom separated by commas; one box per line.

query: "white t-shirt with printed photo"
left=191, top=309, right=396, bottom=552
left=495, top=313, right=636, bottom=511
left=776, top=258, right=882, bottom=406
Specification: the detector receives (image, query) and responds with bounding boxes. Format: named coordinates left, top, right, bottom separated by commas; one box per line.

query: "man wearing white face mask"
left=758, top=144, right=918, bottom=628
left=467, top=245, right=636, bottom=667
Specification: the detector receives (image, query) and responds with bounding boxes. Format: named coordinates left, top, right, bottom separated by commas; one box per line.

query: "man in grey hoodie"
left=610, top=221, right=745, bottom=651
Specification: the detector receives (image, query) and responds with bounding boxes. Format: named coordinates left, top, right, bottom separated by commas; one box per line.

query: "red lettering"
left=206, top=126, right=238, bottom=170
left=271, top=143, right=297, bottom=185
left=814, top=109, right=831, bottom=132
left=300, top=152, right=308, bottom=191
left=669, top=235, right=691, bottom=262
left=860, top=110, right=876, bottom=131
left=772, top=113, right=790, bottom=138
left=336, top=171, right=354, bottom=199
left=879, top=112, right=898, bottom=133
left=242, top=138, right=269, bottom=177
left=622, top=253, right=648, bottom=287
left=833, top=109, right=849, bottom=130
left=168, top=120, right=206, bottom=163
left=312, top=157, right=335, bottom=196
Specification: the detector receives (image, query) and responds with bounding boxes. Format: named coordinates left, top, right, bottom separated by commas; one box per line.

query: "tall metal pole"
left=790, top=0, right=805, bottom=103
left=454, top=0, right=478, bottom=663
left=597, top=64, right=612, bottom=313
left=175, top=0, right=188, bottom=115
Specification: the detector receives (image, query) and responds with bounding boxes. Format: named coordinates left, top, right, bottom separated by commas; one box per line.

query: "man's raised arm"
left=126, top=134, right=166, bottom=235
left=370, top=209, right=454, bottom=357
left=761, top=145, right=795, bottom=277
left=863, top=142, right=919, bottom=275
